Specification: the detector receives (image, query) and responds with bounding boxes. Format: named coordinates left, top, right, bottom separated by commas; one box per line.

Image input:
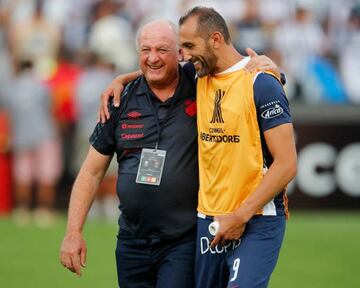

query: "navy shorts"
left=195, top=215, right=286, bottom=288
left=115, top=228, right=196, bottom=288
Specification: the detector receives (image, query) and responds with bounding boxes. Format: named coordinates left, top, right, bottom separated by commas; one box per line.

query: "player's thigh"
left=226, top=216, right=286, bottom=288
left=156, top=237, right=196, bottom=288
left=116, top=233, right=155, bottom=288
left=195, top=217, right=229, bottom=288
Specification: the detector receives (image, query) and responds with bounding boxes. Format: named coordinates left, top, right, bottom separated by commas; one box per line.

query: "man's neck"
left=149, top=75, right=179, bottom=102
left=214, top=44, right=244, bottom=74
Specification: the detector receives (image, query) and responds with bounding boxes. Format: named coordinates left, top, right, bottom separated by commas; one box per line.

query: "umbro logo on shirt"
left=127, top=111, right=142, bottom=119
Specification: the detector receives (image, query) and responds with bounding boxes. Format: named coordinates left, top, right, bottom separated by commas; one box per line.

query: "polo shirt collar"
left=135, top=65, right=194, bottom=102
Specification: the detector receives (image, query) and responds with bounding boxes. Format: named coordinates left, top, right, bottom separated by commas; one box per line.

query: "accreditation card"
left=136, top=148, right=166, bottom=186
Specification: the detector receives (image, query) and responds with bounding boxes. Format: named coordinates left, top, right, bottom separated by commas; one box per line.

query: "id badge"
left=136, top=148, right=166, bottom=186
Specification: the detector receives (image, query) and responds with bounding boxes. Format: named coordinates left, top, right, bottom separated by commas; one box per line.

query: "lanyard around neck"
left=145, top=91, right=177, bottom=150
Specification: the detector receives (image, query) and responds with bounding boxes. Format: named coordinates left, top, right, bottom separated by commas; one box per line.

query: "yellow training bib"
left=197, top=69, right=264, bottom=216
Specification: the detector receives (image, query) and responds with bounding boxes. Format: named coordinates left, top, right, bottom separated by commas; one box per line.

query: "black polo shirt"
left=90, top=65, right=198, bottom=239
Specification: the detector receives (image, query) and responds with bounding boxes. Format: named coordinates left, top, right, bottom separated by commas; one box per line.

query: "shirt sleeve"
left=89, top=102, right=118, bottom=155
left=183, top=62, right=196, bottom=80
left=254, top=72, right=292, bottom=132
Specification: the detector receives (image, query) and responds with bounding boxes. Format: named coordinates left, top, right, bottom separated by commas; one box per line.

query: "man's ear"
left=210, top=31, right=223, bottom=49
left=178, top=48, right=184, bottom=62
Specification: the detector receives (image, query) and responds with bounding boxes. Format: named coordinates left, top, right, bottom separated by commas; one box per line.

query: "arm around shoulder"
left=244, top=47, right=281, bottom=79
left=99, top=70, right=142, bottom=122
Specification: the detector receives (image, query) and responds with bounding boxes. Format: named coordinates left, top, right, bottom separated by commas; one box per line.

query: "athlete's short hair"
left=179, top=6, right=231, bottom=44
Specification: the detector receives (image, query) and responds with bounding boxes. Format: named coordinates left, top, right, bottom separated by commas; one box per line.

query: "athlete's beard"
left=195, top=48, right=218, bottom=78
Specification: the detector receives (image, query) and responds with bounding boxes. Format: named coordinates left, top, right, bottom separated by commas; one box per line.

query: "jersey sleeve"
left=254, top=72, right=292, bottom=132
left=90, top=80, right=138, bottom=156
left=89, top=101, right=117, bottom=155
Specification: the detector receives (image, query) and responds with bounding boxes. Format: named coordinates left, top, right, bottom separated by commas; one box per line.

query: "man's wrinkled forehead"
left=137, top=20, right=178, bottom=48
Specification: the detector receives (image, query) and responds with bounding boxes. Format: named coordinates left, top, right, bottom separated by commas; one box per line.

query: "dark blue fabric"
left=90, top=66, right=198, bottom=239
left=254, top=72, right=292, bottom=133
left=195, top=216, right=285, bottom=288
left=116, top=228, right=196, bottom=288
left=195, top=216, right=229, bottom=288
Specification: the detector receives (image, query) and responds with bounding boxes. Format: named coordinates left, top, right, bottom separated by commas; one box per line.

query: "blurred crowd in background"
left=0, top=0, right=359, bottom=227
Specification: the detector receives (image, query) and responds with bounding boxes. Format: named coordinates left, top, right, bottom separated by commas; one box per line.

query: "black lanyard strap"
left=145, top=91, right=177, bottom=150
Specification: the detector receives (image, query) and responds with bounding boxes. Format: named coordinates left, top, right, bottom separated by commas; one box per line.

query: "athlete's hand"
left=210, top=213, right=246, bottom=248
left=244, top=48, right=280, bottom=79
left=60, top=232, right=87, bottom=277
left=98, top=77, right=125, bottom=123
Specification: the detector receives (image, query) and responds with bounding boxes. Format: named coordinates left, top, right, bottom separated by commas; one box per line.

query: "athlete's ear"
left=210, top=31, right=223, bottom=49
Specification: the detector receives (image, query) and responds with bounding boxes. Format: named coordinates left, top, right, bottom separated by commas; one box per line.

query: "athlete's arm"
left=238, top=123, right=297, bottom=219
left=60, top=146, right=113, bottom=276
left=98, top=70, right=142, bottom=123
left=211, top=123, right=297, bottom=247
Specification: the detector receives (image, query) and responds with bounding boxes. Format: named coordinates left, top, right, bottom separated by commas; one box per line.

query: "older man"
left=60, top=20, right=198, bottom=287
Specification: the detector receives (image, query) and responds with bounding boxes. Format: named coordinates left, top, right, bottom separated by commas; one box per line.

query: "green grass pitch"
left=0, top=211, right=359, bottom=287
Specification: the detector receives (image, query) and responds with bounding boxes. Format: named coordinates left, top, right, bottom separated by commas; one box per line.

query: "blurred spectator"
left=273, top=4, right=328, bottom=102
left=0, top=107, right=12, bottom=215
left=327, top=0, right=354, bottom=55
left=41, top=0, right=91, bottom=55
left=1, top=59, right=62, bottom=227
left=257, top=0, right=293, bottom=25
left=125, top=0, right=183, bottom=25
left=0, top=0, right=35, bottom=25
left=232, top=0, right=268, bottom=55
left=61, top=0, right=94, bottom=54
left=339, top=3, right=360, bottom=104
left=88, top=0, right=136, bottom=73
left=0, top=2, right=13, bottom=87
left=46, top=46, right=82, bottom=181
left=0, top=105, right=10, bottom=155
left=8, top=0, right=61, bottom=79
left=73, top=53, right=118, bottom=221
left=42, top=0, right=75, bottom=26
left=47, top=47, right=81, bottom=129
